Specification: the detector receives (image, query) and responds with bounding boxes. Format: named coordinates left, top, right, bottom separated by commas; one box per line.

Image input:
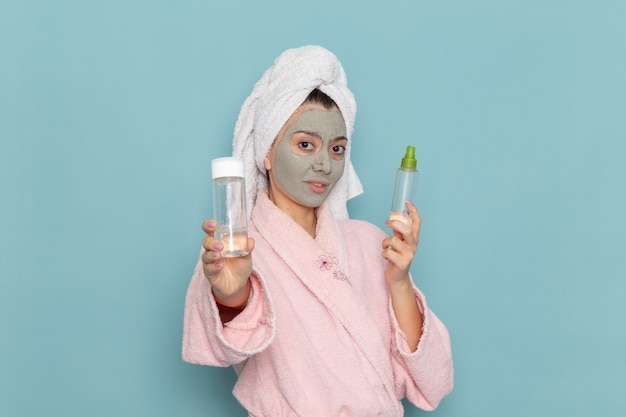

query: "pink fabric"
left=183, top=191, right=453, bottom=416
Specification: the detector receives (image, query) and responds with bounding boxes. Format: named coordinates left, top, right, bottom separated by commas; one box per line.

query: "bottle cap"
left=211, top=157, right=245, bottom=179
left=400, top=146, right=417, bottom=170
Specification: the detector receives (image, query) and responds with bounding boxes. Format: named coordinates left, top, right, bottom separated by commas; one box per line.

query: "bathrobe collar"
left=251, top=190, right=397, bottom=407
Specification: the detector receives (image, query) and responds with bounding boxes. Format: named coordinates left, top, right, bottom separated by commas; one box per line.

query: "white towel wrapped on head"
left=232, top=45, right=363, bottom=220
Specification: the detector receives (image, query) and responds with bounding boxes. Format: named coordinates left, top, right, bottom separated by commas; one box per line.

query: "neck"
left=267, top=189, right=317, bottom=238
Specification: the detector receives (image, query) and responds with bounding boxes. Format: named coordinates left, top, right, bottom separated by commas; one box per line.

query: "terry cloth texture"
left=182, top=190, right=454, bottom=416
left=232, top=45, right=364, bottom=221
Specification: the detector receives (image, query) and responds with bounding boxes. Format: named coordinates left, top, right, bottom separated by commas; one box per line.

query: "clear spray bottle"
left=389, top=146, right=418, bottom=225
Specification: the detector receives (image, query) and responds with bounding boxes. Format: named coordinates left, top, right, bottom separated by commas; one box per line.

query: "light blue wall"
left=2, top=1, right=625, bottom=416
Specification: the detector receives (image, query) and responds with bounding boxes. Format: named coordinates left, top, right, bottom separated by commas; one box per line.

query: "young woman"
left=183, top=45, right=453, bottom=416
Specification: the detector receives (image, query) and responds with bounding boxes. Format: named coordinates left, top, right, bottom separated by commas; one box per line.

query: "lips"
left=305, top=180, right=329, bottom=194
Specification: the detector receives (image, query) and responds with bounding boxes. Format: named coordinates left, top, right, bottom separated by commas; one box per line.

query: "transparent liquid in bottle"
left=389, top=210, right=411, bottom=226
left=216, top=226, right=249, bottom=257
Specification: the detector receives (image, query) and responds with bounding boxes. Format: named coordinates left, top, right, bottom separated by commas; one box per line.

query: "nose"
left=312, top=151, right=331, bottom=174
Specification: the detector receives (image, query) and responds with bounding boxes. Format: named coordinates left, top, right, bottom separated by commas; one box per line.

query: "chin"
left=298, top=194, right=329, bottom=208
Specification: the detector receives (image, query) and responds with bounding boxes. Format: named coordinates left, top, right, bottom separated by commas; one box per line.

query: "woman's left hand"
left=382, top=201, right=424, bottom=352
left=382, top=201, right=421, bottom=285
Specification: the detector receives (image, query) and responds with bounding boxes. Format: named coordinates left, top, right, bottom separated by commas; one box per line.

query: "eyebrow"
left=295, top=130, right=348, bottom=142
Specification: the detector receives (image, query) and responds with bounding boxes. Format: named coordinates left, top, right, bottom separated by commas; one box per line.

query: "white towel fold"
left=232, top=45, right=364, bottom=220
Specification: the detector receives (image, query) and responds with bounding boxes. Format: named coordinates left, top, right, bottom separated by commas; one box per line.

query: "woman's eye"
left=298, top=141, right=314, bottom=151
left=332, top=145, right=346, bottom=155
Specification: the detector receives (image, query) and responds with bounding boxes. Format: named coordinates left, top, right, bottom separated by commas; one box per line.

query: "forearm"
left=183, top=269, right=274, bottom=365
left=212, top=278, right=251, bottom=307
left=388, top=278, right=423, bottom=352
left=212, top=279, right=251, bottom=323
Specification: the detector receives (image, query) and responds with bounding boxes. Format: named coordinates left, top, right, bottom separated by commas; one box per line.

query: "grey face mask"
left=271, top=108, right=347, bottom=208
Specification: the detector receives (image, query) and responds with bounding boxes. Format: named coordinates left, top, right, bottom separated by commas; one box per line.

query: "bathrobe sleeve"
left=389, top=285, right=454, bottom=410
left=182, top=255, right=275, bottom=367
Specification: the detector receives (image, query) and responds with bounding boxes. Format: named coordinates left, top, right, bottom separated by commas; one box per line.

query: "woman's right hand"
left=201, top=220, right=255, bottom=307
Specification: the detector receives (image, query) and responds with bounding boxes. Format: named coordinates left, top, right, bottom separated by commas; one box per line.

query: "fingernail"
left=207, top=220, right=217, bottom=228
left=214, top=242, right=223, bottom=251
left=215, top=262, right=222, bottom=269
left=406, top=200, right=414, bottom=207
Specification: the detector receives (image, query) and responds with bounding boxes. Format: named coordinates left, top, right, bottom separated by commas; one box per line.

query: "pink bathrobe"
left=183, top=191, right=453, bottom=416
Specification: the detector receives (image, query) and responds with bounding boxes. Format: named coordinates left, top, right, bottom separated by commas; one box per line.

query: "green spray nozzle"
left=400, top=146, right=417, bottom=170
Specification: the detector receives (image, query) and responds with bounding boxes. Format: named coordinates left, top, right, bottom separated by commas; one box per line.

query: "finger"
left=201, top=238, right=224, bottom=270
left=201, top=247, right=221, bottom=264
left=383, top=234, right=413, bottom=257
left=385, top=218, right=411, bottom=237
left=382, top=235, right=408, bottom=254
left=202, top=235, right=224, bottom=252
left=406, top=200, right=419, bottom=219
left=386, top=219, right=415, bottom=248
left=406, top=201, right=421, bottom=236
left=382, top=244, right=411, bottom=271
left=382, top=235, right=395, bottom=250
left=202, top=258, right=223, bottom=279
left=202, top=219, right=218, bottom=236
